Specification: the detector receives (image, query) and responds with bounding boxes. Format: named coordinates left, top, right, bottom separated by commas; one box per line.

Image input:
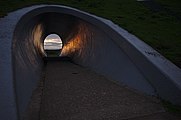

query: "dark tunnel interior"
left=31, top=12, right=96, bottom=58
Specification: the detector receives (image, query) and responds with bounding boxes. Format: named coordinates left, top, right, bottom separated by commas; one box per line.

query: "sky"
left=44, top=34, right=63, bottom=50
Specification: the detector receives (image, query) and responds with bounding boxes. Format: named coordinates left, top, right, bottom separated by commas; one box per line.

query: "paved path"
left=24, top=60, right=180, bottom=120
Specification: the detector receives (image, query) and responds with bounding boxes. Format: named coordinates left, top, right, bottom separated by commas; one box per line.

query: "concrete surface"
left=24, top=61, right=181, bottom=120
left=0, top=5, right=181, bottom=120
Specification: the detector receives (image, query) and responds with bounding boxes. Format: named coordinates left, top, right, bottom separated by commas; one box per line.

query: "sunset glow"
left=60, top=23, right=92, bottom=57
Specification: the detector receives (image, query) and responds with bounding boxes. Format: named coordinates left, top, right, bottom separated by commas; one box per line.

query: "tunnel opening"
left=44, top=33, right=63, bottom=57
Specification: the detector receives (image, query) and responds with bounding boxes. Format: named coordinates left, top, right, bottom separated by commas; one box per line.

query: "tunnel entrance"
left=44, top=34, right=63, bottom=57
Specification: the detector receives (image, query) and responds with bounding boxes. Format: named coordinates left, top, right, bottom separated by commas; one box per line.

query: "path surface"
left=24, top=60, right=180, bottom=120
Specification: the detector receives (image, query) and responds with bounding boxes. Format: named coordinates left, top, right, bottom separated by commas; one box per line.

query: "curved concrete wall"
left=0, top=5, right=181, bottom=120
left=13, top=16, right=44, bottom=118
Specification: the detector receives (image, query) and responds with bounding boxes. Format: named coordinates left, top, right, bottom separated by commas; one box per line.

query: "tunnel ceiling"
left=39, top=12, right=79, bottom=41
left=18, top=11, right=102, bottom=58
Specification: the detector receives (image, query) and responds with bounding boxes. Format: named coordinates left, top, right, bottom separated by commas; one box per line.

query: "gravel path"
left=24, top=60, right=181, bottom=120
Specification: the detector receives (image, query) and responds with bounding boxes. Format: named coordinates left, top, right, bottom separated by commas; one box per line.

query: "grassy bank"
left=45, top=50, right=61, bottom=57
left=0, top=0, right=180, bottom=67
left=162, top=100, right=181, bottom=114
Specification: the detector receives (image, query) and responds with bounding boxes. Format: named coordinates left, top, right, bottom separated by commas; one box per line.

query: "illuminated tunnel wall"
left=0, top=5, right=181, bottom=120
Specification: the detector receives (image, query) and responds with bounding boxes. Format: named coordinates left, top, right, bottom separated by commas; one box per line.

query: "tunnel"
left=0, top=5, right=181, bottom=120
left=13, top=7, right=155, bottom=117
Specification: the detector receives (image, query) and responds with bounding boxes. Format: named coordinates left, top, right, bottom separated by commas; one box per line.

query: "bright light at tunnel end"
left=44, top=34, right=63, bottom=57
left=44, top=34, right=63, bottom=50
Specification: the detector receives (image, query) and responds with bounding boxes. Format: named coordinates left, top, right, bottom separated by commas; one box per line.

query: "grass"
left=155, top=0, right=181, bottom=15
left=162, top=100, right=181, bottom=114
left=45, top=50, right=61, bottom=57
left=0, top=0, right=181, bottom=67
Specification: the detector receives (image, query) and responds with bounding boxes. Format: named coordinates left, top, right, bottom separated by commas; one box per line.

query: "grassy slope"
left=0, top=0, right=181, bottom=67
left=45, top=50, right=61, bottom=57
left=156, top=0, right=181, bottom=15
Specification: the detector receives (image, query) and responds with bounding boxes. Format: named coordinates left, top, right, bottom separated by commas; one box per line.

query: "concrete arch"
left=0, top=5, right=181, bottom=120
left=13, top=7, right=155, bottom=117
